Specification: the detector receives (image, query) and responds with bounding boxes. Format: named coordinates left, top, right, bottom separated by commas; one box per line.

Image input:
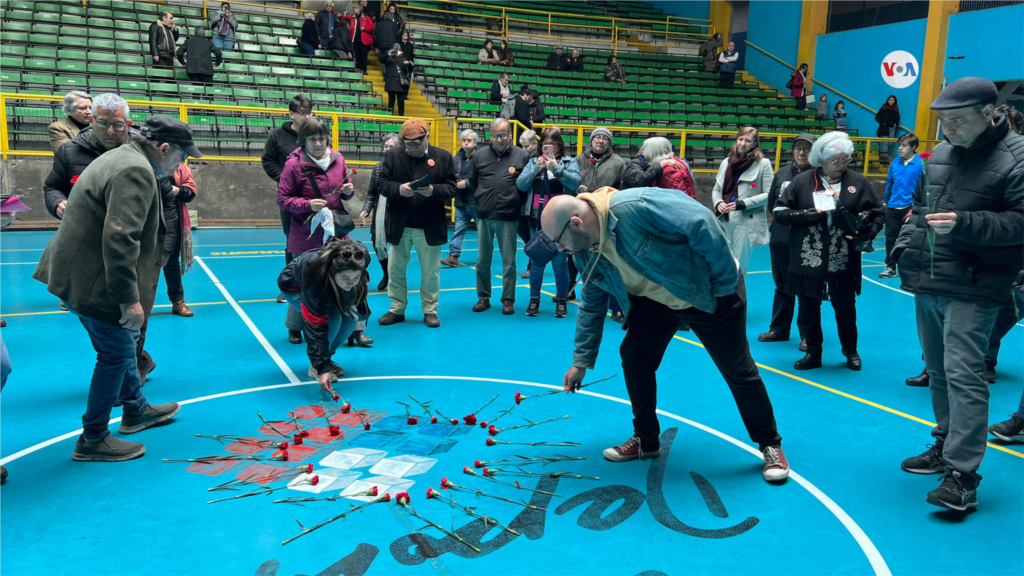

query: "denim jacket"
left=516, top=155, right=581, bottom=217
left=571, top=187, right=739, bottom=369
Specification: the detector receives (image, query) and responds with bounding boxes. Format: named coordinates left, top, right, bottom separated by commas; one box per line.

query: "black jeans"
left=354, top=41, right=371, bottom=73
left=884, top=206, right=911, bottom=268
left=719, top=71, right=735, bottom=88
left=795, top=96, right=806, bottom=110
left=768, top=243, right=802, bottom=338
left=163, top=237, right=184, bottom=303
left=187, top=73, right=213, bottom=83
left=280, top=209, right=293, bottom=265
left=798, top=289, right=858, bottom=355
left=387, top=91, right=406, bottom=116
left=619, top=277, right=782, bottom=451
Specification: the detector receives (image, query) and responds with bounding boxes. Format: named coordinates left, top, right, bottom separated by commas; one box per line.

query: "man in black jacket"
left=513, top=90, right=533, bottom=131
left=261, top=94, right=312, bottom=276
left=176, top=27, right=223, bottom=83
left=44, top=94, right=134, bottom=220
left=148, top=12, right=180, bottom=69
left=465, top=118, right=529, bottom=315
left=894, top=77, right=1024, bottom=512
left=758, top=133, right=815, bottom=346
left=547, top=47, right=567, bottom=71
left=376, top=118, right=457, bottom=328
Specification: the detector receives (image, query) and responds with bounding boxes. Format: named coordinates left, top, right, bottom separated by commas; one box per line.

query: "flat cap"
left=399, top=118, right=429, bottom=139
left=140, top=115, right=202, bottom=158
left=931, top=77, right=998, bottom=110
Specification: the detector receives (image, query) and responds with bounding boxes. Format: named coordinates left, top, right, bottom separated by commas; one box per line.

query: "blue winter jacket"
left=571, top=187, right=738, bottom=369
left=884, top=154, right=923, bottom=208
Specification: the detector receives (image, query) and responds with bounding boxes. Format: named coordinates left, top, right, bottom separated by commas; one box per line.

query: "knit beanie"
left=589, top=127, right=613, bottom=144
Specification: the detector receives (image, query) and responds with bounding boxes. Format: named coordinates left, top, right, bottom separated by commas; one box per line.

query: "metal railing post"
left=203, top=0, right=207, bottom=20
left=547, top=13, right=551, bottom=37
left=774, top=135, right=782, bottom=172
left=0, top=95, right=8, bottom=160
left=679, top=131, right=687, bottom=159
left=612, top=18, right=617, bottom=53
left=577, top=126, right=584, bottom=155
left=332, top=114, right=340, bottom=151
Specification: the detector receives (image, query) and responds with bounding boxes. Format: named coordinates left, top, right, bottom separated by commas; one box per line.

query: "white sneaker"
left=308, top=366, right=338, bottom=382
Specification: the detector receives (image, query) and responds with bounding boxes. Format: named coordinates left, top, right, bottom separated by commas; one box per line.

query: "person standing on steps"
left=878, top=133, right=923, bottom=279
left=347, top=4, right=375, bottom=74
left=360, top=134, right=402, bottom=294
left=262, top=95, right=313, bottom=303
left=893, top=77, right=1024, bottom=512
left=717, top=41, right=739, bottom=89
left=789, top=63, right=808, bottom=110
left=32, top=116, right=197, bottom=462
left=773, top=131, right=884, bottom=373
left=441, top=129, right=479, bottom=269
left=541, top=191, right=790, bottom=482
left=465, top=118, right=530, bottom=316
left=382, top=42, right=413, bottom=117
left=758, top=133, right=815, bottom=348
left=376, top=118, right=456, bottom=329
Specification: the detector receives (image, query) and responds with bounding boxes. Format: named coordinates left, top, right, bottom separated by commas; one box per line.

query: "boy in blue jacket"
left=879, top=133, right=924, bottom=278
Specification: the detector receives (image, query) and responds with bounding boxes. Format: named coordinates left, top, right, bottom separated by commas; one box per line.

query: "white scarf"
left=310, top=149, right=331, bottom=172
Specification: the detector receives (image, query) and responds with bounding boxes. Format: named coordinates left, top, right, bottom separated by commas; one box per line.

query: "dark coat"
left=361, top=160, right=385, bottom=214
left=530, top=99, right=546, bottom=123
left=148, top=22, right=180, bottom=58
left=300, top=18, right=321, bottom=48
left=43, top=127, right=139, bottom=218
left=895, top=119, right=1024, bottom=305
left=547, top=52, right=567, bottom=70
left=398, top=40, right=415, bottom=62
left=32, top=142, right=165, bottom=326
left=315, top=9, right=337, bottom=44
left=330, top=24, right=353, bottom=55
left=566, top=55, right=584, bottom=72
left=382, top=49, right=413, bottom=93
left=261, top=121, right=300, bottom=182
left=766, top=161, right=812, bottom=247
left=622, top=156, right=663, bottom=188
left=875, top=106, right=900, bottom=136
left=575, top=149, right=626, bottom=192
left=374, top=17, right=399, bottom=50
left=453, top=147, right=476, bottom=209
left=176, top=36, right=223, bottom=76
left=490, top=79, right=512, bottom=103
left=378, top=146, right=457, bottom=246
left=498, top=48, right=514, bottom=65
left=512, top=96, right=532, bottom=130
left=465, top=144, right=529, bottom=221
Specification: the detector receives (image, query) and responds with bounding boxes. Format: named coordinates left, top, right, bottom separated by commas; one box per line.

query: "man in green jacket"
left=32, top=116, right=201, bottom=462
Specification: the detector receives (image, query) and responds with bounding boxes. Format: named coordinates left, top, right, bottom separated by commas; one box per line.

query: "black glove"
left=1013, top=270, right=1024, bottom=292
left=735, top=200, right=746, bottom=211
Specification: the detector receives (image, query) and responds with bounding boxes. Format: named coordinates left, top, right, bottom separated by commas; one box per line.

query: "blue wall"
left=812, top=19, right=927, bottom=137
left=945, top=5, right=1024, bottom=84
left=648, top=1, right=710, bottom=22
left=744, top=0, right=802, bottom=99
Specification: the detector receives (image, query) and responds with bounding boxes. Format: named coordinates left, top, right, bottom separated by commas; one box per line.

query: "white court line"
left=194, top=256, right=300, bottom=384
left=0, top=375, right=889, bottom=576
left=0, top=262, right=39, bottom=265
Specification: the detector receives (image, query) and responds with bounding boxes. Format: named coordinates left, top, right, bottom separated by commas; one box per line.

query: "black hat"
left=139, top=115, right=203, bottom=158
left=931, top=77, right=998, bottom=111
left=794, top=133, right=818, bottom=146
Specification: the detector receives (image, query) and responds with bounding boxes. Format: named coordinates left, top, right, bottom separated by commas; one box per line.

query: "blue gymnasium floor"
left=1, top=227, right=1021, bottom=576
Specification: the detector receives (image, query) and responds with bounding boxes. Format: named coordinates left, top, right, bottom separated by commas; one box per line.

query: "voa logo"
left=881, top=50, right=919, bottom=89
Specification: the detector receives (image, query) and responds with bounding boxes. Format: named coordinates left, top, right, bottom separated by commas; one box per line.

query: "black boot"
left=377, top=272, right=389, bottom=292
left=842, top=349, right=862, bottom=371
left=289, top=330, right=303, bottom=344
left=525, top=297, right=540, bottom=317
left=555, top=298, right=568, bottom=318
left=906, top=367, right=929, bottom=387
left=610, top=310, right=625, bottom=323
left=794, top=352, right=822, bottom=370
left=347, top=330, right=373, bottom=347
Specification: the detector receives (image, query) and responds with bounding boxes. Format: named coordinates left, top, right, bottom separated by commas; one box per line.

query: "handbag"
left=524, top=229, right=558, bottom=266
left=301, top=165, right=356, bottom=237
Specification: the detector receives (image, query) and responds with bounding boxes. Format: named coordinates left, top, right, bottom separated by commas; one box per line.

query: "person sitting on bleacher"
left=148, top=12, right=180, bottom=69
left=478, top=40, right=500, bottom=65
left=176, top=27, right=223, bottom=84
left=604, top=55, right=627, bottom=84
left=48, top=91, right=93, bottom=152
left=498, top=40, right=515, bottom=66
left=566, top=49, right=584, bottom=73
left=547, top=47, right=568, bottom=71
left=331, top=16, right=354, bottom=61
left=209, top=2, right=237, bottom=53
left=299, top=12, right=321, bottom=56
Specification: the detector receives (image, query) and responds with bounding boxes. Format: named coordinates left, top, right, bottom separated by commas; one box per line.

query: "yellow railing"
left=745, top=41, right=915, bottom=134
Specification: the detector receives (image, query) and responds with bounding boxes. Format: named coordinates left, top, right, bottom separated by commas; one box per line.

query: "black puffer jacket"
left=895, top=119, right=1024, bottom=304
left=453, top=147, right=476, bottom=209
left=374, top=17, right=399, bottom=50
left=466, top=144, right=529, bottom=221
left=622, top=156, right=663, bottom=188
left=330, top=26, right=353, bottom=56
left=43, top=128, right=139, bottom=218
left=261, top=121, right=300, bottom=182
left=277, top=246, right=372, bottom=377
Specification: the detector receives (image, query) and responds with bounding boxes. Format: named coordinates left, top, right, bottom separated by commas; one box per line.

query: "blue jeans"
left=528, top=220, right=568, bottom=299
left=449, top=206, right=476, bottom=259
left=443, top=3, right=460, bottom=26
left=299, top=41, right=317, bottom=56
left=66, top=303, right=150, bottom=441
left=212, top=36, right=234, bottom=52
left=0, top=334, right=9, bottom=391
left=283, top=292, right=358, bottom=359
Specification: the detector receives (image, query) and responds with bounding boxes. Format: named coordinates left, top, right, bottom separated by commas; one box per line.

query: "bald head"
left=541, top=195, right=600, bottom=255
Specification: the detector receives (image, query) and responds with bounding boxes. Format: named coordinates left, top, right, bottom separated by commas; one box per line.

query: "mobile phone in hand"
left=542, top=144, right=554, bottom=155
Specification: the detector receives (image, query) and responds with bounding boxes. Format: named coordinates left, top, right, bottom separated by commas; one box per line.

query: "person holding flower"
left=712, top=127, right=774, bottom=276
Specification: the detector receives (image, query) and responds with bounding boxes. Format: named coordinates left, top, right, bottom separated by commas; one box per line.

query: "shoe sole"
left=378, top=316, right=406, bottom=325
left=989, top=431, right=1024, bottom=442
left=764, top=469, right=790, bottom=482
left=900, top=465, right=945, bottom=475
left=72, top=445, right=146, bottom=462
left=925, top=494, right=978, bottom=511
left=118, top=405, right=181, bottom=434
left=603, top=449, right=661, bottom=462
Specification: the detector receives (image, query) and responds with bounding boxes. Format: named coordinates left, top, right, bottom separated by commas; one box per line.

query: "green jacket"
left=33, top=142, right=166, bottom=326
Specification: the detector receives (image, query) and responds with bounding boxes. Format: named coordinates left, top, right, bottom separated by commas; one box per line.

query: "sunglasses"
left=342, top=250, right=367, bottom=260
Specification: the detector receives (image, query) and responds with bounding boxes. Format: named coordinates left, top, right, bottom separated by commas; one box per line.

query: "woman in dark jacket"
left=773, top=132, right=884, bottom=372
left=277, top=237, right=372, bottom=390
left=330, top=16, right=353, bottom=60
left=374, top=11, right=400, bottom=57
left=498, top=40, right=514, bottom=66
left=360, top=134, right=401, bottom=291
left=299, top=12, right=321, bottom=55
left=875, top=95, right=900, bottom=158
left=382, top=42, right=413, bottom=116
left=397, top=29, right=415, bottom=62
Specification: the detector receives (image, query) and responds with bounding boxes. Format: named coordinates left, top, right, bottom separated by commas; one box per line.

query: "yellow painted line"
left=542, top=289, right=1024, bottom=460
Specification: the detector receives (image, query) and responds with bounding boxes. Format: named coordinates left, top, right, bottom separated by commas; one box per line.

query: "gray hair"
left=91, top=93, right=129, bottom=117
left=519, top=129, right=538, bottom=146
left=459, top=129, right=479, bottom=142
left=381, top=133, right=402, bottom=149
left=641, top=136, right=674, bottom=163
left=490, top=117, right=510, bottom=133
left=305, top=11, right=315, bottom=19
left=63, top=91, right=92, bottom=115
left=809, top=131, right=855, bottom=167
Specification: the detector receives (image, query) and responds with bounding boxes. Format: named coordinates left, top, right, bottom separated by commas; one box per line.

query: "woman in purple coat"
left=277, top=117, right=363, bottom=348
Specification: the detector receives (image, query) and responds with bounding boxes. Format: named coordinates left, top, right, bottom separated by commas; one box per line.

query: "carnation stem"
left=281, top=495, right=390, bottom=545
left=431, top=491, right=520, bottom=536
left=399, top=503, right=482, bottom=553
left=473, top=394, right=500, bottom=416
left=258, top=411, right=290, bottom=438
left=408, top=394, right=434, bottom=417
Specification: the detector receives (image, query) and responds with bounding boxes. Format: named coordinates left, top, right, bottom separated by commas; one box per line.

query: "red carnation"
left=329, top=424, right=341, bottom=436
left=474, top=460, right=484, bottom=468
left=306, top=463, right=314, bottom=474
left=450, top=418, right=458, bottom=425
left=407, top=416, right=419, bottom=425
left=292, top=434, right=304, bottom=445
left=488, top=425, right=499, bottom=436
left=273, top=450, right=289, bottom=461
left=426, top=487, right=437, bottom=499
left=430, top=416, right=438, bottom=424
left=341, top=403, right=352, bottom=413
left=750, top=183, right=757, bottom=188
left=441, top=477, right=455, bottom=489
left=463, top=414, right=478, bottom=426
left=463, top=466, right=472, bottom=474
left=332, top=394, right=340, bottom=402
left=479, top=421, right=488, bottom=428
left=515, top=392, right=522, bottom=405
left=486, top=438, right=496, bottom=446
left=309, top=475, right=320, bottom=486
left=383, top=493, right=391, bottom=502
left=364, top=423, right=371, bottom=430
left=300, top=430, right=310, bottom=438
left=588, top=157, right=596, bottom=163
left=70, top=175, right=79, bottom=184
left=279, top=441, right=289, bottom=450
left=919, top=152, right=932, bottom=159
left=351, top=168, right=358, bottom=174
left=372, top=486, right=378, bottom=496
left=482, top=467, right=491, bottom=476
left=396, top=491, right=411, bottom=505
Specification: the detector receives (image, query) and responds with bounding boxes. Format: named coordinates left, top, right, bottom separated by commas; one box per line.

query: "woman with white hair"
left=642, top=136, right=695, bottom=198
left=773, top=131, right=884, bottom=372
left=712, top=126, right=774, bottom=276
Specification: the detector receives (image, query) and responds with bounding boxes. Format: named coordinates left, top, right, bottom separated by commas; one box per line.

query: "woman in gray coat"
left=712, top=126, right=775, bottom=276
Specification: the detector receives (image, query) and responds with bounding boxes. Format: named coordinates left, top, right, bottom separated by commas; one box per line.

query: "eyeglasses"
left=491, top=133, right=510, bottom=140
left=293, top=109, right=312, bottom=117
left=173, top=144, right=190, bottom=162
left=551, top=219, right=573, bottom=249
left=342, top=250, right=366, bottom=260
left=95, top=118, right=127, bottom=131
left=826, top=156, right=852, bottom=166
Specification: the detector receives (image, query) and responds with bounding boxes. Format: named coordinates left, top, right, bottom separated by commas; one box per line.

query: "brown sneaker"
left=171, top=300, right=194, bottom=317
left=440, top=256, right=459, bottom=268
left=501, top=300, right=515, bottom=315
left=602, top=436, right=660, bottom=462
left=762, top=446, right=790, bottom=482
left=472, top=298, right=491, bottom=312
left=378, top=311, right=406, bottom=326
left=424, top=314, right=440, bottom=328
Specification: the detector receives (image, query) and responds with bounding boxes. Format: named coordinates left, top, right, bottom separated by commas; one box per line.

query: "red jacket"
left=654, top=159, right=695, bottom=198
left=790, top=71, right=805, bottom=98
left=347, top=14, right=374, bottom=46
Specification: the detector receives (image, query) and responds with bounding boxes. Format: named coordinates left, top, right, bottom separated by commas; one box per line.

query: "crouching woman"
left=278, top=238, right=372, bottom=392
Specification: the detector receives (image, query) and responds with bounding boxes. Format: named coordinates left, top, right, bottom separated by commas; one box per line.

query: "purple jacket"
left=277, top=147, right=354, bottom=253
